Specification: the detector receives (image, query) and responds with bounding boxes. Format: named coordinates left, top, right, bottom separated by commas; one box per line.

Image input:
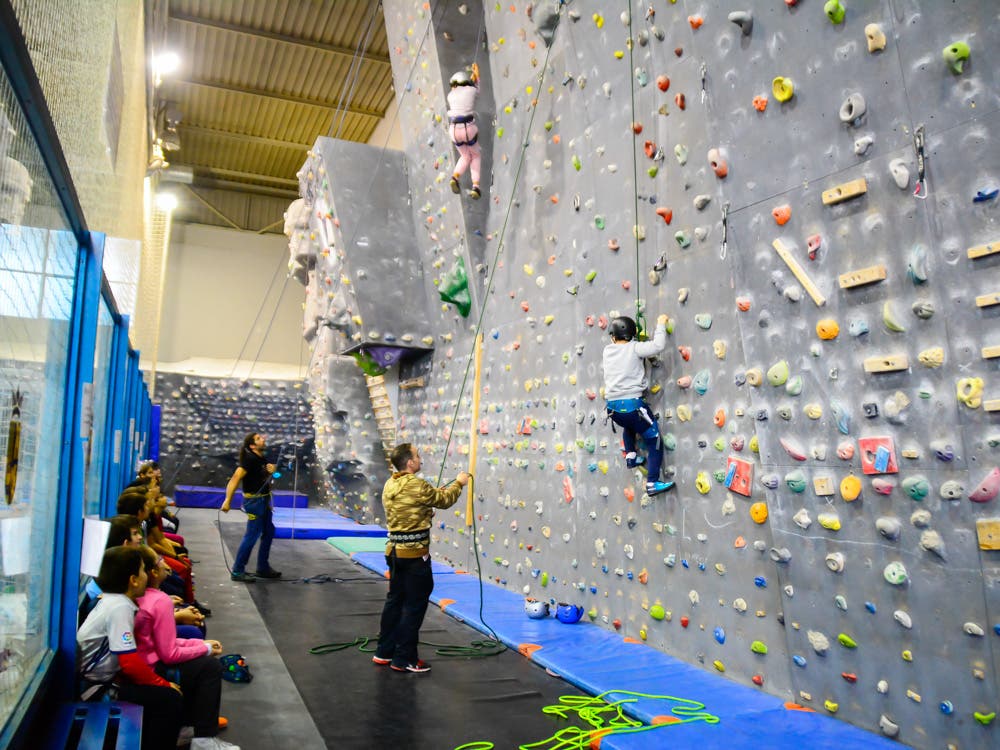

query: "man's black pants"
left=376, top=551, right=434, bottom=667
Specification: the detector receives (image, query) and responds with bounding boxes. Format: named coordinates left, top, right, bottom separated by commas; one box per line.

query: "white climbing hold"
left=910, top=509, right=932, bottom=528
left=854, top=135, right=874, bottom=155
left=889, top=159, right=909, bottom=189
left=919, top=529, right=946, bottom=559
left=807, top=630, right=831, bottom=655
left=876, top=679, right=889, bottom=694
left=793, top=508, right=812, bottom=529
left=893, top=610, right=913, bottom=629
left=963, top=622, right=985, bottom=637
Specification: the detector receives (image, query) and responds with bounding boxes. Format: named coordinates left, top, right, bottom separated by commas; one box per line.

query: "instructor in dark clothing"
left=221, top=433, right=281, bottom=582
left=373, top=443, right=469, bottom=673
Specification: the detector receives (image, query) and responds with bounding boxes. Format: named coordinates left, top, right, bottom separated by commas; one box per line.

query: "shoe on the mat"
left=469, top=186, right=481, bottom=200
left=190, top=738, right=240, bottom=750
left=230, top=572, right=256, bottom=583
left=254, top=569, right=282, bottom=579
left=645, top=480, right=674, bottom=496
left=372, top=655, right=391, bottom=666
left=625, top=453, right=645, bottom=469
left=390, top=660, right=431, bottom=673
left=177, top=726, right=194, bottom=746
left=449, top=177, right=460, bottom=194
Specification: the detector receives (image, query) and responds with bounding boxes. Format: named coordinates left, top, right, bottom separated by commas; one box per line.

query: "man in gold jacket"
left=373, top=443, right=469, bottom=673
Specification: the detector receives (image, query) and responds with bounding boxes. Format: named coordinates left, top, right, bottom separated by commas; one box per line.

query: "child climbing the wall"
left=602, top=314, right=674, bottom=496
left=447, top=63, right=481, bottom=200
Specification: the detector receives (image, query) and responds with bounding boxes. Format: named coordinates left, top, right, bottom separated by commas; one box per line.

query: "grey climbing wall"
left=155, top=372, right=315, bottom=494
left=298, top=1, right=999, bottom=747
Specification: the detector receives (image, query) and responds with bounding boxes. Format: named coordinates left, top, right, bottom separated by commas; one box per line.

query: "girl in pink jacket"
left=135, top=547, right=239, bottom=750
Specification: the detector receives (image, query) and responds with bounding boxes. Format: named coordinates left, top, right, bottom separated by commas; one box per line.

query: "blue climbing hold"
left=865, top=601, right=877, bottom=614
left=714, top=627, right=726, bottom=644
left=681, top=559, right=690, bottom=569
left=698, top=562, right=706, bottom=571
left=754, top=576, right=767, bottom=588
left=792, top=655, right=807, bottom=667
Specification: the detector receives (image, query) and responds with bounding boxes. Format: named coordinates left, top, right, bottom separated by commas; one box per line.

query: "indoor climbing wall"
left=316, top=2, right=998, bottom=747
left=155, top=373, right=315, bottom=494
left=306, top=326, right=386, bottom=524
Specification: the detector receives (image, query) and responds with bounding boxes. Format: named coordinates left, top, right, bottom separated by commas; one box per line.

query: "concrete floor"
left=180, top=507, right=326, bottom=750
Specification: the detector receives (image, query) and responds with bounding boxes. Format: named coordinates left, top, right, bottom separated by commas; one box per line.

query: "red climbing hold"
left=688, top=15, right=703, bottom=29
left=674, top=93, right=686, bottom=110
left=631, top=121, right=643, bottom=134
left=656, top=75, right=670, bottom=92
left=680, top=616, right=690, bottom=628
left=655, top=207, right=673, bottom=225
left=643, top=140, right=656, bottom=158
left=752, top=675, right=764, bottom=686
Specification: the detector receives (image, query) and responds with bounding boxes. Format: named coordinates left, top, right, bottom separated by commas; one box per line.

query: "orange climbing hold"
left=656, top=75, right=670, bottom=92
left=734, top=535, right=746, bottom=548
left=772, top=204, right=792, bottom=225
left=678, top=345, right=692, bottom=361
left=549, top=194, right=559, bottom=204
left=655, top=207, right=673, bottom=224
left=688, top=15, right=703, bottom=29
left=631, top=121, right=643, bottom=134
left=750, top=502, right=768, bottom=524
left=643, top=140, right=656, bottom=158
left=816, top=319, right=839, bottom=340
left=753, top=95, right=768, bottom=112
left=714, top=408, right=726, bottom=427
left=736, top=296, right=752, bottom=311
left=675, top=93, right=686, bottom=110
left=521, top=301, right=530, bottom=312
left=623, top=487, right=635, bottom=502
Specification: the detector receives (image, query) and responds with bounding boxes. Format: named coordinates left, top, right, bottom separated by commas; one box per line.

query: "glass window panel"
left=84, top=299, right=114, bottom=517
left=0, top=62, right=74, bottom=731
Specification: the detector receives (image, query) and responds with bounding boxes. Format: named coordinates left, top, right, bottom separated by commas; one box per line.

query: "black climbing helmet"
left=609, top=316, right=637, bottom=341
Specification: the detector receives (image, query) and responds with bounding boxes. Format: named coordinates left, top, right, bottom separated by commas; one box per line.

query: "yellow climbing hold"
left=695, top=471, right=712, bottom=494
left=750, top=502, right=768, bottom=524
left=957, top=377, right=984, bottom=408
left=749, top=435, right=759, bottom=453
left=597, top=460, right=609, bottom=474
left=918, top=346, right=944, bottom=368
left=840, top=474, right=862, bottom=501
left=677, top=404, right=692, bottom=422
left=772, top=76, right=794, bottom=102
left=824, top=699, right=839, bottom=713
left=804, top=403, right=823, bottom=419
left=593, top=13, right=604, bottom=28
left=713, top=660, right=725, bottom=673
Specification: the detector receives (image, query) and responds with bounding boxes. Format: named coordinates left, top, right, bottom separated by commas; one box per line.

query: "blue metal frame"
left=50, top=231, right=104, bottom=698
left=100, top=316, right=129, bottom=516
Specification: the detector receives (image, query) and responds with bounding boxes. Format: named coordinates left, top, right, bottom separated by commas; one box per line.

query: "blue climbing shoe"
left=645, top=481, right=674, bottom=496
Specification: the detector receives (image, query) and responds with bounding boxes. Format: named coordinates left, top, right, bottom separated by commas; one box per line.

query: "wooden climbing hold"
left=838, top=264, right=886, bottom=289
left=967, top=240, right=1000, bottom=259
left=822, top=178, right=867, bottom=205
left=772, top=239, right=826, bottom=306
left=863, top=355, right=909, bottom=373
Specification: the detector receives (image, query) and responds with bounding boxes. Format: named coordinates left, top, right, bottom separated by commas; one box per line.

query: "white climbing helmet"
left=450, top=70, right=474, bottom=87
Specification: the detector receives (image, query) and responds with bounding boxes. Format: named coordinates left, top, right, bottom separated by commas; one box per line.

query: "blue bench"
left=45, top=702, right=142, bottom=749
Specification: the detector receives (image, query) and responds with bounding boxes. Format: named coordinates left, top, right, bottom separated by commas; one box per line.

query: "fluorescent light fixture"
left=155, top=191, right=178, bottom=211
left=153, top=51, right=181, bottom=76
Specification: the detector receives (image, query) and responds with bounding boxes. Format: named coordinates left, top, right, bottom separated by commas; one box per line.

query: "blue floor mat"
left=175, top=485, right=307, bottom=509
left=272, top=508, right=387, bottom=539
left=348, top=552, right=901, bottom=750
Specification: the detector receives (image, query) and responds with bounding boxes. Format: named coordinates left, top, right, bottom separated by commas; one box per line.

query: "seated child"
left=602, top=314, right=674, bottom=495
left=77, top=546, right=183, bottom=750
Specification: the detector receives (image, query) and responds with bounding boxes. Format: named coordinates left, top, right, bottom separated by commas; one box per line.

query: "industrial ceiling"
left=148, top=0, right=395, bottom=234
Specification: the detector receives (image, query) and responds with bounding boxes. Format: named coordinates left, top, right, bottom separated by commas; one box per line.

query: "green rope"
left=453, top=689, right=720, bottom=750
left=625, top=0, right=645, bottom=337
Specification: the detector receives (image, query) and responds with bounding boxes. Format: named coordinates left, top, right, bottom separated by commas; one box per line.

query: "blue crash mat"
left=271, top=508, right=387, bottom=540
left=174, top=485, right=308, bottom=509
left=349, top=554, right=901, bottom=750
left=348, top=550, right=458, bottom=577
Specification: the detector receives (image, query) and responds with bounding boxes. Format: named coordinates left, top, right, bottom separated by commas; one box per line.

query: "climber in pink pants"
left=448, top=64, right=481, bottom=200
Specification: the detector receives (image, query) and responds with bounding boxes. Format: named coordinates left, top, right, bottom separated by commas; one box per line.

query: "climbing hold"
left=883, top=561, right=908, bottom=585
left=911, top=509, right=931, bottom=528
left=912, top=300, right=934, bottom=319
left=839, top=93, right=866, bottom=125
left=785, top=470, right=807, bottom=493
left=902, top=475, right=930, bottom=501
left=835, top=595, right=848, bottom=611
left=836, top=441, right=855, bottom=460
left=714, top=627, right=726, bottom=644
left=824, top=700, right=839, bottom=714
left=908, top=245, right=928, bottom=283
left=655, top=206, right=673, bottom=224
left=707, top=148, right=728, bottom=178
left=942, top=41, right=970, bottom=74
left=772, top=204, right=792, bottom=225
left=879, top=715, right=900, bottom=738
left=695, top=471, right=711, bottom=494
left=650, top=604, right=666, bottom=620
left=918, top=347, right=944, bottom=368
left=939, top=480, right=964, bottom=500
left=694, top=314, right=713, bottom=330
left=890, top=159, right=910, bottom=189
left=713, top=340, right=727, bottom=359
left=838, top=633, right=858, bottom=648
left=956, top=377, right=984, bottom=409
left=772, top=77, right=794, bottom=102
left=780, top=437, right=807, bottom=461
left=794, top=509, right=813, bottom=531
left=824, top=0, right=846, bottom=23
left=693, top=194, right=711, bottom=210
left=974, top=711, right=996, bottom=726
left=882, top=301, right=906, bottom=332
left=920, top=529, right=946, bottom=559
left=816, top=319, right=839, bottom=339
left=572, top=154, right=582, bottom=171
left=893, top=609, right=912, bottom=629
left=792, top=654, right=807, bottom=667
left=940, top=700, right=954, bottom=715
left=675, top=230, right=691, bottom=248
left=750, top=640, right=767, bottom=655
left=818, top=512, right=841, bottom=531
left=825, top=552, right=846, bottom=573
left=693, top=369, right=711, bottom=395
left=688, top=15, right=703, bottom=30
left=656, top=74, right=670, bottom=92
left=750, top=502, right=768, bottom=524
left=767, top=360, right=790, bottom=387
left=752, top=95, right=768, bottom=112
left=969, top=467, right=1000, bottom=502
left=865, top=23, right=887, bottom=52
left=674, top=93, right=686, bottom=110
left=840, top=474, right=862, bottom=501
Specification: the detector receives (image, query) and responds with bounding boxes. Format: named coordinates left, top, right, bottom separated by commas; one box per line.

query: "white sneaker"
left=190, top=738, right=241, bottom=750
left=177, top=726, right=194, bottom=746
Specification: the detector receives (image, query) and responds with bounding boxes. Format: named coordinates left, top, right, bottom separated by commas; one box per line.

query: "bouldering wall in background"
left=299, top=2, right=999, bottom=747
left=155, top=372, right=315, bottom=496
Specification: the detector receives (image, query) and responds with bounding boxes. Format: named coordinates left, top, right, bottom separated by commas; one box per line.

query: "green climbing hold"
left=663, top=433, right=677, bottom=451
left=350, top=350, right=387, bottom=377
left=674, top=230, right=691, bottom=248
left=585, top=269, right=597, bottom=283
left=973, top=711, right=996, bottom=726
left=544, top=120, right=554, bottom=131
left=694, top=313, right=712, bottom=329
left=540, top=571, right=549, bottom=587
left=824, top=0, right=845, bottom=24
left=583, top=436, right=597, bottom=453
left=439, top=256, right=472, bottom=317
left=902, top=475, right=930, bottom=501
left=882, top=301, right=906, bottom=332
left=650, top=604, right=666, bottom=620
left=942, top=41, right=970, bottom=74
left=713, top=437, right=726, bottom=451
left=785, top=469, right=807, bottom=493
left=838, top=633, right=858, bottom=649
left=750, top=640, right=768, bottom=655
left=665, top=318, right=675, bottom=334
left=496, top=126, right=504, bottom=138
left=647, top=166, right=658, bottom=178
left=767, top=360, right=789, bottom=386
left=713, top=469, right=726, bottom=483
left=572, top=154, right=582, bottom=171
left=588, top=607, right=598, bottom=620
left=595, top=216, right=606, bottom=230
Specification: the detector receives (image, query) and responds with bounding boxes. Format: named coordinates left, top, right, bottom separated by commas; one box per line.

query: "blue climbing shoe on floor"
left=645, top=481, right=674, bottom=496
left=625, top=454, right=645, bottom=469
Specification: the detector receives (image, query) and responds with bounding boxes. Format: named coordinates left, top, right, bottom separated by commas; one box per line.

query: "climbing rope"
left=451, top=688, right=720, bottom=750
left=625, top=0, right=645, bottom=336
left=326, top=0, right=384, bottom=140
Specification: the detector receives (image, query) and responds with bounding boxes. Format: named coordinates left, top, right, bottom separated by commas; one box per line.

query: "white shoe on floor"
left=191, top=738, right=241, bottom=750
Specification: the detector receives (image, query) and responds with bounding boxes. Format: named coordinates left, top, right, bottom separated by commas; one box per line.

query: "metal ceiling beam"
left=178, top=123, right=311, bottom=150
left=194, top=166, right=299, bottom=189
left=192, top=177, right=299, bottom=201
left=173, top=76, right=384, bottom=119
left=170, top=11, right=391, bottom=65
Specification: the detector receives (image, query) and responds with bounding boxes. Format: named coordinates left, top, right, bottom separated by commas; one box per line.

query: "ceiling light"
left=155, top=191, right=178, bottom=211
left=154, top=51, right=181, bottom=76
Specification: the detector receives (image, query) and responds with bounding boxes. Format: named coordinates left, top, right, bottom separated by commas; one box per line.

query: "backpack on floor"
left=219, top=654, right=253, bottom=683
